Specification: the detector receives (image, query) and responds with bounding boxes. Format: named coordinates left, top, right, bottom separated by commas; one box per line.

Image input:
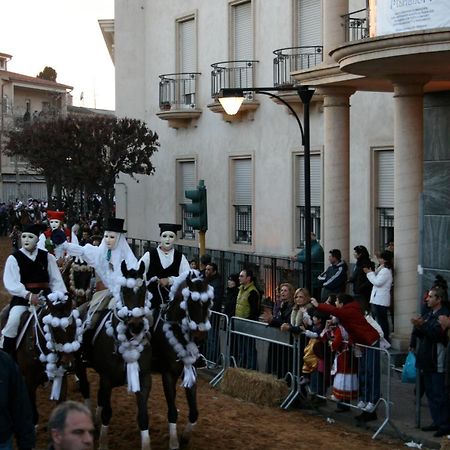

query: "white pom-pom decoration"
left=126, top=278, right=136, bottom=288
left=106, top=327, right=114, bottom=337
left=72, top=310, right=80, bottom=319
left=63, top=343, right=73, bottom=353
left=191, top=292, right=200, bottom=301
left=51, top=317, right=60, bottom=327
left=39, top=353, right=47, bottom=362
left=60, top=318, right=69, bottom=328
left=132, top=307, right=142, bottom=318
left=45, top=333, right=52, bottom=341
left=46, top=341, right=54, bottom=350
left=43, top=315, right=52, bottom=325
left=47, top=353, right=58, bottom=363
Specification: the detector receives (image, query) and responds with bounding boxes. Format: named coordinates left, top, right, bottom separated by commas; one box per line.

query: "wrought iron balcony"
left=342, top=8, right=369, bottom=42
left=209, top=60, right=260, bottom=121
left=158, top=72, right=201, bottom=110
left=157, top=72, right=202, bottom=129
left=210, top=60, right=259, bottom=98
left=273, top=46, right=323, bottom=87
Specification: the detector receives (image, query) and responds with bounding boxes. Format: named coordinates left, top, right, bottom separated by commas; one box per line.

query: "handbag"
left=401, top=351, right=417, bottom=384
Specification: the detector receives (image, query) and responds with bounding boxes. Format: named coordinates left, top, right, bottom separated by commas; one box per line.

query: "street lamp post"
left=219, top=86, right=315, bottom=293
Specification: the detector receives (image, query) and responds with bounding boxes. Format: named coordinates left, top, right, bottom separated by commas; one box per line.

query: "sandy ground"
left=0, top=236, right=405, bottom=450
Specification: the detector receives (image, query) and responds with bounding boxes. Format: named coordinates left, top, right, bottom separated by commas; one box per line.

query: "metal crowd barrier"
left=203, top=313, right=401, bottom=440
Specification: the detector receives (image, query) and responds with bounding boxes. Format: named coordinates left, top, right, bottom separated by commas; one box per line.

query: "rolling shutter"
left=296, top=0, right=322, bottom=47
left=179, top=18, right=196, bottom=73
left=234, top=158, right=252, bottom=205
left=296, top=154, right=321, bottom=206
left=377, top=150, right=394, bottom=208
left=232, top=1, right=253, bottom=60
left=180, top=161, right=196, bottom=202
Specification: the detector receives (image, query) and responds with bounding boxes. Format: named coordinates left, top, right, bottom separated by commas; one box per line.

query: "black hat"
left=159, top=223, right=182, bottom=235
left=22, top=223, right=46, bottom=237
left=106, top=218, right=127, bottom=233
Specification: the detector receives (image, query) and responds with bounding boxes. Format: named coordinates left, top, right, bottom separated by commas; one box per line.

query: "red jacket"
left=317, top=301, right=379, bottom=346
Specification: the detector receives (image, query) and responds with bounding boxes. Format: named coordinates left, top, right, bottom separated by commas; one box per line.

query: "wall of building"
left=115, top=0, right=394, bottom=260
left=421, top=91, right=450, bottom=295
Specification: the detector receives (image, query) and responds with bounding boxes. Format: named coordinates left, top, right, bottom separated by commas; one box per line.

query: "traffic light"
left=185, top=179, right=208, bottom=231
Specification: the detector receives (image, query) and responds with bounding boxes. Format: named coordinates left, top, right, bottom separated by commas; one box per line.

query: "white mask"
left=21, top=232, right=39, bottom=252
left=49, top=219, right=61, bottom=231
left=104, top=231, right=119, bottom=250
left=160, top=231, right=176, bottom=251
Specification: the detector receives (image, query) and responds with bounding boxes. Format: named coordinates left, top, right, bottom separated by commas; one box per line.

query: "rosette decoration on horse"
left=105, top=263, right=153, bottom=393
left=38, top=291, right=83, bottom=400
left=163, top=271, right=213, bottom=388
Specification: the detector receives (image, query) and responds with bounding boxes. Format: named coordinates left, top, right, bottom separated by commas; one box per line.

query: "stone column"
left=323, top=0, right=349, bottom=65
left=390, top=76, right=428, bottom=348
left=318, top=86, right=354, bottom=263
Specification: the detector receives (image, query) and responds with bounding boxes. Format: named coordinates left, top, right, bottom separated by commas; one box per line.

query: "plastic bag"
left=401, top=351, right=416, bottom=384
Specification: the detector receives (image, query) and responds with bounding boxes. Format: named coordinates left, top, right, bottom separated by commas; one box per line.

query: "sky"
left=1, top=0, right=115, bottom=111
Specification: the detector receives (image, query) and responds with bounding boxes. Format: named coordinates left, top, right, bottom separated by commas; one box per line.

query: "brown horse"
left=76, top=260, right=152, bottom=450
left=151, top=270, right=213, bottom=450
left=15, top=293, right=83, bottom=424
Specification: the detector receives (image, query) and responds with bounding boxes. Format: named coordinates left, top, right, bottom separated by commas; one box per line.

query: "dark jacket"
left=207, top=273, right=224, bottom=313
left=410, top=306, right=449, bottom=373
left=269, top=301, right=293, bottom=328
left=223, top=286, right=239, bottom=318
left=349, top=257, right=375, bottom=299
left=0, top=350, right=35, bottom=450
left=318, top=260, right=348, bottom=299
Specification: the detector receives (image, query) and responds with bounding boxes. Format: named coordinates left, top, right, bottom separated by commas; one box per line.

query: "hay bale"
left=220, top=368, right=289, bottom=407
left=441, top=435, right=450, bottom=450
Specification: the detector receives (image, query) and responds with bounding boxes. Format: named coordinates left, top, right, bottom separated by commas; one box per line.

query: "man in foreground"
left=48, top=401, right=94, bottom=450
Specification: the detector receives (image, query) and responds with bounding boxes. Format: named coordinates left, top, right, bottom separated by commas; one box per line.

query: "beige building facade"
left=0, top=52, right=72, bottom=202
left=109, top=0, right=450, bottom=347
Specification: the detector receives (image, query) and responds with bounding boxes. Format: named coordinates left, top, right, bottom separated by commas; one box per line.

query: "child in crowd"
left=300, top=308, right=328, bottom=385
left=329, top=322, right=359, bottom=404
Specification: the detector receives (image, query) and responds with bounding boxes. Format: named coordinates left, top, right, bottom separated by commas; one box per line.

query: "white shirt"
left=139, top=247, right=190, bottom=285
left=3, top=247, right=67, bottom=299
left=63, top=234, right=137, bottom=290
left=367, top=266, right=393, bottom=307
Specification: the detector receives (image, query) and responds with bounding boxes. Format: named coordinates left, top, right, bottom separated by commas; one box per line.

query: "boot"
left=2, top=336, right=17, bottom=359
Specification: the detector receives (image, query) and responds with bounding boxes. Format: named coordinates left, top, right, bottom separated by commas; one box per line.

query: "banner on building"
left=372, top=0, right=450, bottom=36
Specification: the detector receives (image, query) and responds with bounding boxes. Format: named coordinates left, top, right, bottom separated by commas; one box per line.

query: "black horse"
left=12, top=293, right=83, bottom=424
left=76, top=260, right=152, bottom=450
left=151, top=270, right=213, bottom=450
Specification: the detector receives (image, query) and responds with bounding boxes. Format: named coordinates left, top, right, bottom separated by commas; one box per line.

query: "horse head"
left=67, top=257, right=94, bottom=306
left=170, top=270, right=213, bottom=340
left=41, top=292, right=83, bottom=374
left=115, top=260, right=151, bottom=337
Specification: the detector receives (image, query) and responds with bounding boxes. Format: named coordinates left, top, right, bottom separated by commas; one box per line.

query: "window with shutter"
left=177, top=16, right=197, bottom=106
left=178, top=160, right=196, bottom=239
left=233, top=158, right=252, bottom=244
left=375, top=149, right=394, bottom=252
left=295, top=0, right=322, bottom=47
left=230, top=1, right=254, bottom=88
left=295, top=154, right=321, bottom=247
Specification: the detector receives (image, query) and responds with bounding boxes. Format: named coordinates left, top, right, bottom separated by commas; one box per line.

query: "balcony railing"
left=211, top=60, right=259, bottom=99
left=342, top=8, right=369, bottom=42
left=273, top=46, right=323, bottom=87
left=158, top=72, right=201, bottom=110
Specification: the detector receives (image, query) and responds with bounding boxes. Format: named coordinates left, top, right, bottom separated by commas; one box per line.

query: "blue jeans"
left=423, top=371, right=449, bottom=430
left=0, top=437, right=13, bottom=450
left=359, top=342, right=381, bottom=404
